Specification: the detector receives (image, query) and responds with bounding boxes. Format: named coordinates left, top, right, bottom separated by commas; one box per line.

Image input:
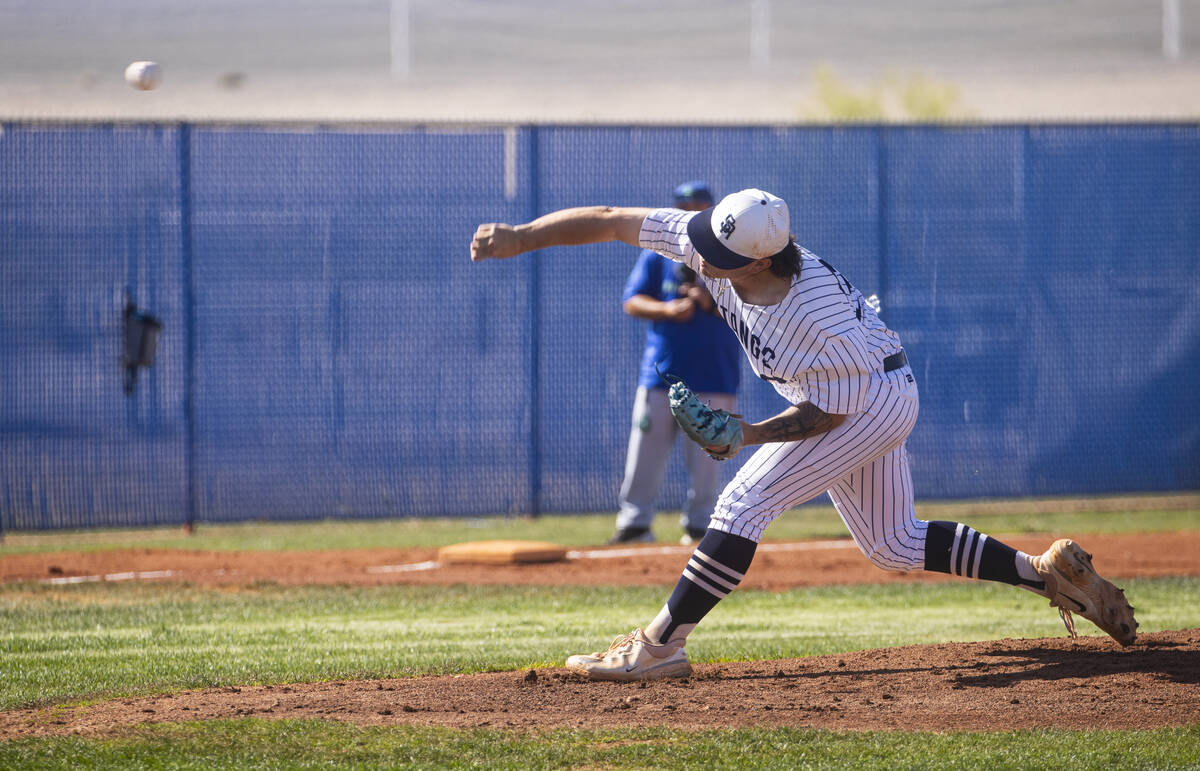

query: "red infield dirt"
left=3, top=531, right=1199, bottom=736
left=5, top=531, right=1200, bottom=589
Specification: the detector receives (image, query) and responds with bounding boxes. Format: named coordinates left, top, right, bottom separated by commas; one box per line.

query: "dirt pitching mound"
left=3, top=630, right=1196, bottom=737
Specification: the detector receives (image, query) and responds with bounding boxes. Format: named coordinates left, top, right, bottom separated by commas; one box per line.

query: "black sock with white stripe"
left=644, top=529, right=757, bottom=645
left=923, top=520, right=1045, bottom=591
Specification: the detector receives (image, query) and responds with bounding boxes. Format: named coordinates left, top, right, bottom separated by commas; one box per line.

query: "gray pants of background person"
left=616, top=386, right=738, bottom=534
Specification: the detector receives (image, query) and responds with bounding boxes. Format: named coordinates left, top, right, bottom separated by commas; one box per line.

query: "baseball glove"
left=667, top=379, right=744, bottom=461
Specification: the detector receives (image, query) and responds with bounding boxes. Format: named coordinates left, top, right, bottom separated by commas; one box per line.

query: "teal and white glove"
left=667, top=380, right=744, bottom=461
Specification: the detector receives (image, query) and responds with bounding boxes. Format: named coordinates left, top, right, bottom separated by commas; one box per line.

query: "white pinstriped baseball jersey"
left=639, top=208, right=903, bottom=415
left=639, top=208, right=926, bottom=563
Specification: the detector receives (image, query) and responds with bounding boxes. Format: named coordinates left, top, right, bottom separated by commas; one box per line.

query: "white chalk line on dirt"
left=43, top=570, right=178, bottom=585
left=33, top=540, right=857, bottom=582
left=366, top=539, right=855, bottom=574
left=367, top=560, right=442, bottom=574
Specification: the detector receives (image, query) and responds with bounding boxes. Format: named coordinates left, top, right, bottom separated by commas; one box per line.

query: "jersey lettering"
left=717, top=304, right=777, bottom=369
left=816, top=257, right=854, bottom=296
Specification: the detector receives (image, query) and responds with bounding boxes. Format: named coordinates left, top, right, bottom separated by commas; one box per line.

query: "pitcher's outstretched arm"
left=470, top=206, right=653, bottom=261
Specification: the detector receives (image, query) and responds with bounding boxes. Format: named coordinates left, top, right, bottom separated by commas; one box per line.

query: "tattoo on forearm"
left=757, top=403, right=838, bottom=443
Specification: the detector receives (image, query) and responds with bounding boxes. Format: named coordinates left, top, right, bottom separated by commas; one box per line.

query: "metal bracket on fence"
left=123, top=299, right=162, bottom=395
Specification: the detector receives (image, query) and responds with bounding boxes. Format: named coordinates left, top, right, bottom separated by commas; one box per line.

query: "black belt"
left=883, top=350, right=908, bottom=372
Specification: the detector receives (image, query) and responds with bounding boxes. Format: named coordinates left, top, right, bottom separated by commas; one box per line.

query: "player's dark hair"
left=768, top=238, right=802, bottom=278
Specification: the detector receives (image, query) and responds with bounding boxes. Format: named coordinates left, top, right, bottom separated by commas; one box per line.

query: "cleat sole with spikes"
left=1034, top=539, right=1138, bottom=646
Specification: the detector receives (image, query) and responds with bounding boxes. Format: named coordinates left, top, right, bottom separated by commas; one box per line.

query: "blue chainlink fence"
left=2, top=122, right=1197, bottom=530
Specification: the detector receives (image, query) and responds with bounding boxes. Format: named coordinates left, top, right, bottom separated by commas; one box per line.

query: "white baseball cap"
left=685, top=188, right=791, bottom=270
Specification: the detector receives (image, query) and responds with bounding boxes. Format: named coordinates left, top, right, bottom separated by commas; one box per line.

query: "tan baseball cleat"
left=565, top=629, right=692, bottom=681
left=1033, top=539, right=1138, bottom=646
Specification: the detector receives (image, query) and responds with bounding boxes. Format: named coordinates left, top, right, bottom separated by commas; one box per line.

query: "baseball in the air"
left=124, top=61, right=162, bottom=91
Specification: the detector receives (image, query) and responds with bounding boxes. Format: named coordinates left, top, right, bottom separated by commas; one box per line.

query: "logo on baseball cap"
left=686, top=188, right=790, bottom=271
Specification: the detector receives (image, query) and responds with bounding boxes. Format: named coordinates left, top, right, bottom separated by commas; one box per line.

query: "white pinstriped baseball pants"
left=710, top=366, right=928, bottom=571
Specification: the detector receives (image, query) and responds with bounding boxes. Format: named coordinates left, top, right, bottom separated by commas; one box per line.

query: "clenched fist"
left=470, top=223, right=525, bottom=261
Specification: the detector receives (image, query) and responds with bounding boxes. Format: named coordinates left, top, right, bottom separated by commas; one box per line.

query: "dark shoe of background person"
left=607, top=526, right=655, bottom=545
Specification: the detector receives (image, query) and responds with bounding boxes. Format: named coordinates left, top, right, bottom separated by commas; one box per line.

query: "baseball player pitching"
left=611, top=181, right=741, bottom=546
left=471, top=190, right=1138, bottom=681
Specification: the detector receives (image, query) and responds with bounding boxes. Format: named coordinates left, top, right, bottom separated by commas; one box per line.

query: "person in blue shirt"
left=609, top=181, right=742, bottom=545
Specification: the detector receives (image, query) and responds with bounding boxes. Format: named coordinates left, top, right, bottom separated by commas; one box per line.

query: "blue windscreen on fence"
left=1, top=125, right=189, bottom=529
left=2, top=123, right=1197, bottom=530
left=188, top=127, right=537, bottom=521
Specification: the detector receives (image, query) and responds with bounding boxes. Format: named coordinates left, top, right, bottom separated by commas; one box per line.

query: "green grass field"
left=3, top=579, right=1200, bottom=712
left=3, top=493, right=1196, bottom=556
left=3, top=721, right=1198, bottom=770
left=2, top=497, right=1198, bottom=768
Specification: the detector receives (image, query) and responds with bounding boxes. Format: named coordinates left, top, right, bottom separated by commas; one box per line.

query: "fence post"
left=527, top=125, right=542, bottom=518
left=390, top=0, right=411, bottom=77
left=750, top=0, right=771, bottom=71
left=179, top=122, right=198, bottom=533
left=1163, top=0, right=1182, bottom=60
left=876, top=126, right=890, bottom=321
